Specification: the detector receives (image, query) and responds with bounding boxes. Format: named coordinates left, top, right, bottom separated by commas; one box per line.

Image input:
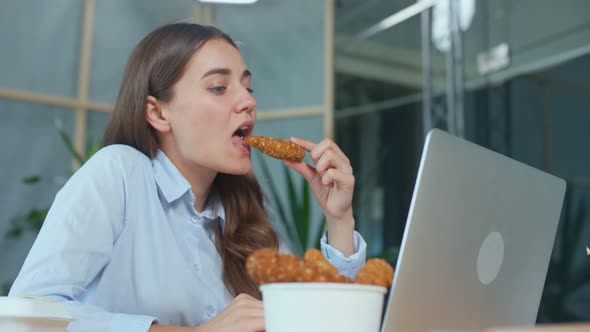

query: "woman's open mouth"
left=233, top=126, right=249, bottom=141
left=232, top=124, right=253, bottom=154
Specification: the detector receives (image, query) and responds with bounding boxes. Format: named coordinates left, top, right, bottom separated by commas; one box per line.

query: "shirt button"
left=191, top=215, right=198, bottom=223
left=193, top=263, right=199, bottom=271
left=206, top=307, right=216, bottom=317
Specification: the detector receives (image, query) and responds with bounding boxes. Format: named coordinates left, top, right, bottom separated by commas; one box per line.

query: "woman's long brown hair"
left=102, top=22, right=278, bottom=299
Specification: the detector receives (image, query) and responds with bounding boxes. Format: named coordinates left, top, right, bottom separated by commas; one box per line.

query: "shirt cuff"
left=64, top=300, right=158, bottom=332
left=320, top=230, right=367, bottom=279
left=110, top=313, right=158, bottom=332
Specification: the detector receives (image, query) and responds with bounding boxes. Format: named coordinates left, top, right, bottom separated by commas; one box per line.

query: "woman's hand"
left=285, top=137, right=356, bottom=257
left=194, top=294, right=265, bottom=332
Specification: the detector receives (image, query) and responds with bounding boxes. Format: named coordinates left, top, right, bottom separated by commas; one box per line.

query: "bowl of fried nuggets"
left=246, top=248, right=394, bottom=332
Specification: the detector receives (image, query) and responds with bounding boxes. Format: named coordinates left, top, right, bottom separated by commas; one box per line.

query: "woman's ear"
left=145, top=95, right=171, bottom=133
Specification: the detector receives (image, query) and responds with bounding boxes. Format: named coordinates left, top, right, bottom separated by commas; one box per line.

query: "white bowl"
left=261, top=282, right=387, bottom=332
left=0, top=296, right=73, bottom=332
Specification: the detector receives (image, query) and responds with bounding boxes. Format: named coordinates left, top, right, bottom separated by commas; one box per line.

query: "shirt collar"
left=152, top=149, right=192, bottom=203
left=199, top=193, right=226, bottom=223
left=152, top=149, right=226, bottom=224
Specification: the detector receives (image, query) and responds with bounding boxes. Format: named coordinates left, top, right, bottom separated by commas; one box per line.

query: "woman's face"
left=160, top=38, right=256, bottom=176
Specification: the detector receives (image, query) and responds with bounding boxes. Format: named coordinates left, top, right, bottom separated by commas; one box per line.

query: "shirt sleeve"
left=8, top=147, right=158, bottom=332
left=52, top=299, right=156, bottom=332
left=320, top=230, right=367, bottom=279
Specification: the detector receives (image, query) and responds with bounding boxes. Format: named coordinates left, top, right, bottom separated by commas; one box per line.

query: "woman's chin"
left=222, top=160, right=252, bottom=175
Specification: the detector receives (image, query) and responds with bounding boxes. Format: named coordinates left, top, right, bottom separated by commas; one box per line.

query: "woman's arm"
left=9, top=148, right=156, bottom=332
left=284, top=137, right=357, bottom=256
left=319, top=229, right=367, bottom=279
left=279, top=137, right=367, bottom=277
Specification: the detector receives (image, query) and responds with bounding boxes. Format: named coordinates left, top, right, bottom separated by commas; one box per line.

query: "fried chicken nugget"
left=301, top=248, right=352, bottom=283
left=266, top=253, right=304, bottom=284
left=245, top=248, right=278, bottom=284
left=244, top=136, right=305, bottom=162
left=246, top=248, right=304, bottom=285
left=303, top=248, right=339, bottom=276
left=354, top=258, right=394, bottom=287
left=246, top=248, right=358, bottom=285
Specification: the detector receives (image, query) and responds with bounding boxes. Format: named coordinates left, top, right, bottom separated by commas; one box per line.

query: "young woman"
left=9, top=23, right=366, bottom=332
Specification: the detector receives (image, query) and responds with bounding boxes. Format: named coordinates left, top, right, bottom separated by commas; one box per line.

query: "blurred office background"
left=1, top=0, right=590, bottom=324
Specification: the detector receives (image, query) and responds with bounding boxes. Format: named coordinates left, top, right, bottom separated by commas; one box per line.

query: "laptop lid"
left=381, top=129, right=566, bottom=332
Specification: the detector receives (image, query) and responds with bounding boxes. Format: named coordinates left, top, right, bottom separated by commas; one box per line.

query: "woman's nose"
left=236, top=89, right=256, bottom=113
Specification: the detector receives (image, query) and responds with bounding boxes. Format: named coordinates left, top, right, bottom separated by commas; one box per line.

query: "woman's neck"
left=186, top=170, right=216, bottom=212
left=160, top=147, right=217, bottom=212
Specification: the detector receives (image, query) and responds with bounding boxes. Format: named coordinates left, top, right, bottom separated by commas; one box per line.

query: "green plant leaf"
left=284, top=165, right=304, bottom=253
left=22, top=175, right=41, bottom=185
left=25, top=208, right=48, bottom=232
left=253, top=154, right=324, bottom=254
left=5, top=225, right=23, bottom=239
left=300, top=175, right=311, bottom=249
left=53, top=116, right=85, bottom=165
left=311, top=216, right=324, bottom=250
left=5, top=216, right=26, bottom=239
left=86, top=136, right=101, bottom=162
left=255, top=154, right=300, bottom=251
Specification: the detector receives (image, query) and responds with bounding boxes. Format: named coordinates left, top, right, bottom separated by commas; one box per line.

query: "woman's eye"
left=209, top=86, right=226, bottom=94
left=246, top=88, right=254, bottom=94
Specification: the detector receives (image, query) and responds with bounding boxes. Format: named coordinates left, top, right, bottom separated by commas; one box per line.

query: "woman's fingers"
left=232, top=307, right=265, bottom=319
left=240, top=318, right=266, bottom=332
left=287, top=137, right=354, bottom=190
left=321, top=169, right=355, bottom=188
left=315, top=150, right=352, bottom=176
left=291, top=137, right=351, bottom=171
left=287, top=137, right=355, bottom=224
left=205, top=294, right=266, bottom=332
left=291, top=137, right=348, bottom=163
left=289, top=136, right=317, bottom=152
left=284, top=160, right=317, bottom=183
left=309, top=138, right=349, bottom=165
left=232, top=293, right=264, bottom=309
left=231, top=295, right=265, bottom=332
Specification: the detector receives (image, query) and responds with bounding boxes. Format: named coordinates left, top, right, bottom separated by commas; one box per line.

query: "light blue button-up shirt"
left=10, top=145, right=367, bottom=332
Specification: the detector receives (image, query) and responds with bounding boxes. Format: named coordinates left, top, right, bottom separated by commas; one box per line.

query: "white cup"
left=261, top=282, right=387, bottom=332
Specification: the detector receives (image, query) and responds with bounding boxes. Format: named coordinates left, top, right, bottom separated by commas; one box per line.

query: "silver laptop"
left=381, top=129, right=566, bottom=332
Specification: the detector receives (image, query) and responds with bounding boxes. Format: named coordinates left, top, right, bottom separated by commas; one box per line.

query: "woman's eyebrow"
left=200, top=68, right=251, bottom=80
left=201, top=68, right=231, bottom=79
